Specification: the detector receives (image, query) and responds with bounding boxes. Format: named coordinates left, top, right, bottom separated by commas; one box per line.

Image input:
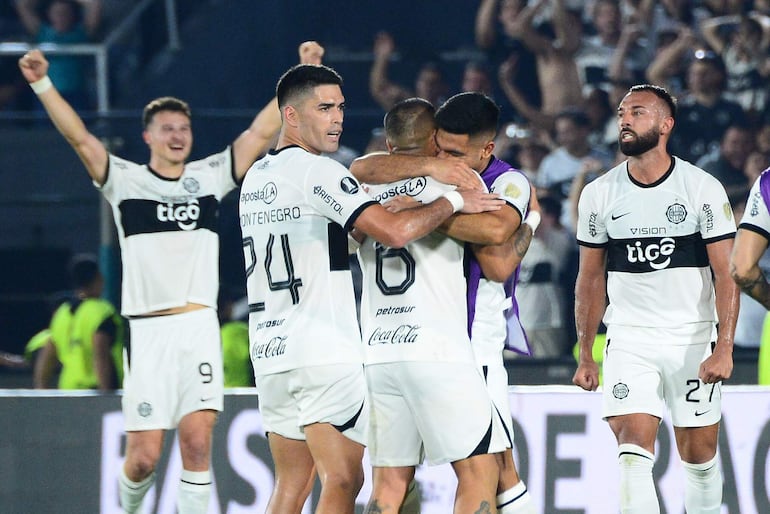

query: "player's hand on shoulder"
left=431, top=157, right=483, bottom=190
left=299, top=41, right=324, bottom=65
left=18, top=49, right=49, bottom=83
left=572, top=362, right=600, bottom=391
left=456, top=188, right=504, bottom=214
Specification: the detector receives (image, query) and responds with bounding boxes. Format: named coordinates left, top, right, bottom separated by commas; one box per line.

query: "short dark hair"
left=435, top=92, right=499, bottom=138
left=628, top=84, right=677, bottom=120
left=276, top=64, right=343, bottom=109
left=142, top=97, right=191, bottom=128
left=384, top=98, right=435, bottom=149
left=68, top=254, right=100, bottom=290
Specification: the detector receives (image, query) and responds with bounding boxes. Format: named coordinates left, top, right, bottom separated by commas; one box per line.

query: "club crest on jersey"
left=182, top=177, right=200, bottom=193
left=156, top=198, right=200, bottom=231
left=666, top=202, right=687, bottom=224
left=137, top=401, right=153, bottom=417
left=340, top=176, right=360, bottom=194
left=612, top=383, right=629, bottom=400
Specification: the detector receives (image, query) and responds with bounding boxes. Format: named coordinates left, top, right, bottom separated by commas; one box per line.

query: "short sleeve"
left=305, top=158, right=378, bottom=230
left=489, top=171, right=531, bottom=219
left=575, top=181, right=607, bottom=247
left=698, top=174, right=736, bottom=242
left=738, top=175, right=770, bottom=239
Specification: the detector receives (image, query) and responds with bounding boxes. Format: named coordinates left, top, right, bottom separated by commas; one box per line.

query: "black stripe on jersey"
left=606, top=232, right=708, bottom=273
left=328, top=222, right=350, bottom=271
left=344, top=200, right=379, bottom=232
left=738, top=222, right=770, bottom=242
left=702, top=231, right=736, bottom=244
left=248, top=303, right=265, bottom=313
left=577, top=239, right=608, bottom=248
left=119, top=195, right=219, bottom=236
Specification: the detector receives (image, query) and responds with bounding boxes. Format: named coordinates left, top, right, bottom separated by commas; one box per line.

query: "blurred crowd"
left=356, top=0, right=770, bottom=360
left=4, top=0, right=770, bottom=389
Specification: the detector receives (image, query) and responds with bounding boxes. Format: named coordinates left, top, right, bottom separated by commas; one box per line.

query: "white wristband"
left=442, top=190, right=464, bottom=213
left=30, top=76, right=52, bottom=94
left=523, top=210, right=541, bottom=234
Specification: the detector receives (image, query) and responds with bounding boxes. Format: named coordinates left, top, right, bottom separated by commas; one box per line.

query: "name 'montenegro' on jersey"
left=576, top=157, right=735, bottom=337
left=239, top=146, right=378, bottom=377
left=98, top=149, right=237, bottom=316
left=358, top=176, right=474, bottom=365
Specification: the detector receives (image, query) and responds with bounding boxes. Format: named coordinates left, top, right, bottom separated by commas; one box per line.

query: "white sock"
left=682, top=455, right=722, bottom=514
left=178, top=469, right=212, bottom=514
left=497, top=481, right=536, bottom=514
left=617, top=444, right=659, bottom=514
left=119, top=469, right=155, bottom=514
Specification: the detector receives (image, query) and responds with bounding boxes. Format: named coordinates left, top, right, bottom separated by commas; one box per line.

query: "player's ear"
left=283, top=105, right=300, bottom=127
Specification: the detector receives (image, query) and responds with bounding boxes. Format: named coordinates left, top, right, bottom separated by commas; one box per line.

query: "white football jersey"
left=739, top=173, right=770, bottom=236
left=239, top=146, right=378, bottom=377
left=576, top=157, right=735, bottom=336
left=358, top=176, right=474, bottom=364
left=98, top=149, right=236, bottom=316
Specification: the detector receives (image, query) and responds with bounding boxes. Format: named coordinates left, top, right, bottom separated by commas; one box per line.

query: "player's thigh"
left=602, top=339, right=665, bottom=421
left=366, top=364, right=424, bottom=467
left=664, top=342, right=722, bottom=428
left=400, top=361, right=508, bottom=465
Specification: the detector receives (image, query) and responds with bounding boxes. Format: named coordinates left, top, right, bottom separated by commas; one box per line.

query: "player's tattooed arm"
left=733, top=269, right=770, bottom=311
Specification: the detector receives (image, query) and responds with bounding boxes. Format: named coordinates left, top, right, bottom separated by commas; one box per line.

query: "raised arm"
left=572, top=246, right=607, bottom=391
left=646, top=27, right=697, bottom=86
left=369, top=32, right=411, bottom=112
left=702, top=237, right=739, bottom=383
left=731, top=228, right=770, bottom=309
left=498, top=56, right=555, bottom=132
left=699, top=15, right=737, bottom=55
left=475, top=0, right=500, bottom=49
left=19, top=49, right=108, bottom=184
left=350, top=152, right=482, bottom=189
left=13, top=0, right=41, bottom=37
left=232, top=41, right=325, bottom=181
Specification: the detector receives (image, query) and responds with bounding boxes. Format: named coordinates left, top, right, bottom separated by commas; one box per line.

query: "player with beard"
left=573, top=84, right=738, bottom=514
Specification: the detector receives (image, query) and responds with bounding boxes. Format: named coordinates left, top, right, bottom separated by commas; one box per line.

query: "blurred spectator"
left=474, top=0, right=540, bottom=116
left=369, top=31, right=449, bottom=112
left=515, top=195, right=574, bottom=357
left=218, top=289, right=253, bottom=388
left=696, top=122, right=755, bottom=198
left=582, top=86, right=614, bottom=150
left=700, top=13, right=770, bottom=115
left=668, top=49, right=748, bottom=164
left=460, top=60, right=493, bottom=96
left=496, top=0, right=583, bottom=132
left=495, top=124, right=550, bottom=184
left=537, top=107, right=614, bottom=229
left=32, top=254, right=124, bottom=390
left=744, top=150, right=770, bottom=184
left=14, top=0, right=102, bottom=109
left=575, top=0, right=649, bottom=94
left=646, top=26, right=699, bottom=98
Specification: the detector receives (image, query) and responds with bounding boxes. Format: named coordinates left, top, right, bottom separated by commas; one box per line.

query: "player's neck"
left=148, top=157, right=185, bottom=179
left=627, top=149, right=673, bottom=185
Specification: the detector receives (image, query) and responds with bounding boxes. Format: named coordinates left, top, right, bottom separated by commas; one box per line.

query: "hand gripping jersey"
left=576, top=157, right=736, bottom=336
left=239, top=146, right=378, bottom=377
left=98, top=149, right=237, bottom=316
left=467, top=157, right=532, bottom=355
left=738, top=167, right=770, bottom=238
left=358, top=176, right=474, bottom=365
